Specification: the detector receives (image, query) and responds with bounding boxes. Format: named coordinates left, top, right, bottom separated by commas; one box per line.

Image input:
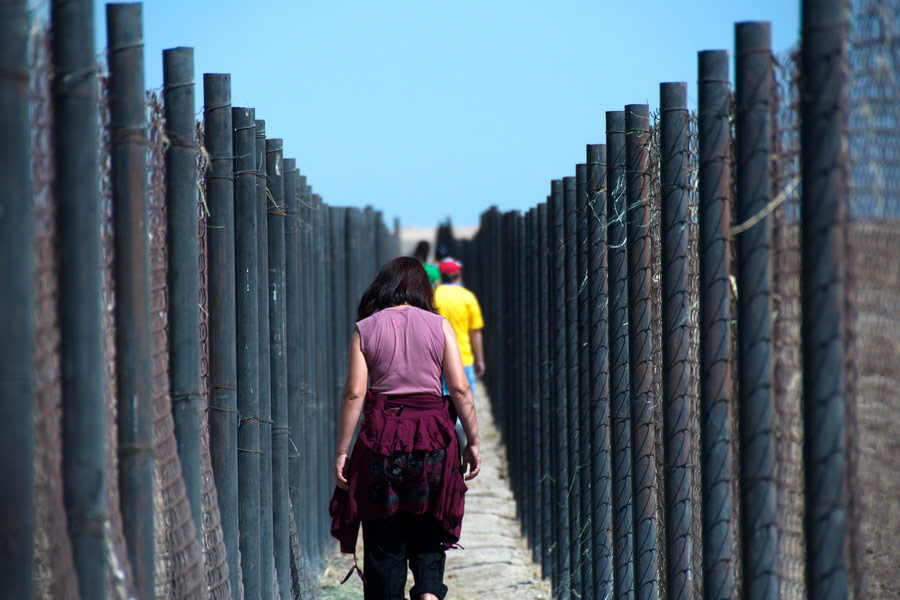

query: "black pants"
left=362, top=511, right=448, bottom=600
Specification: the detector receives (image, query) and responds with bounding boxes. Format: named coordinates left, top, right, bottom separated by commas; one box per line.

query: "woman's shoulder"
left=355, top=310, right=382, bottom=332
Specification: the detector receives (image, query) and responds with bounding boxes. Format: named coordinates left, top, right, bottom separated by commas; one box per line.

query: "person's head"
left=439, top=257, right=462, bottom=284
left=412, top=240, right=430, bottom=263
left=357, top=256, right=436, bottom=321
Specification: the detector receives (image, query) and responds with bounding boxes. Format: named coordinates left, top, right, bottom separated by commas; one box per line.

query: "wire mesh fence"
left=455, top=2, right=898, bottom=599
left=10, top=4, right=400, bottom=600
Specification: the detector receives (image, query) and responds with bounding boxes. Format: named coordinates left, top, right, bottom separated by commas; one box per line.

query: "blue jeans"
left=443, top=365, right=476, bottom=444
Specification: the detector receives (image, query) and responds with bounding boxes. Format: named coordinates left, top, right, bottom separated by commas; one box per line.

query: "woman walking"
left=330, top=257, right=481, bottom=600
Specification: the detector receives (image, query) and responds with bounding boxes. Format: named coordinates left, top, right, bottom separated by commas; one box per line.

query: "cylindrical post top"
left=586, top=144, right=605, bottom=165
left=576, top=164, right=587, bottom=184
left=625, top=104, right=650, bottom=130
left=232, top=106, right=254, bottom=121
left=563, top=176, right=576, bottom=191
left=162, top=47, right=193, bottom=82
left=106, top=3, right=142, bottom=48
left=255, top=119, right=266, bottom=136
left=735, top=21, right=772, bottom=50
left=606, top=110, right=625, bottom=132
left=266, top=138, right=283, bottom=152
left=551, top=179, right=562, bottom=194
left=698, top=50, right=729, bottom=80
left=283, top=158, right=296, bottom=173
left=203, top=73, right=231, bottom=105
left=660, top=82, right=687, bottom=109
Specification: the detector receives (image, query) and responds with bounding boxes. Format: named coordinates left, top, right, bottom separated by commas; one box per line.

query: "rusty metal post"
left=0, top=1, right=35, bottom=596
left=107, top=6, right=155, bottom=596
left=607, top=109, right=635, bottom=600
left=735, top=22, right=777, bottom=600
left=800, top=1, right=849, bottom=596
left=204, top=72, right=240, bottom=598
left=587, top=143, right=614, bottom=599
left=659, top=82, right=694, bottom=599
left=233, top=107, right=260, bottom=599
left=163, top=46, right=204, bottom=535
left=697, top=49, right=736, bottom=600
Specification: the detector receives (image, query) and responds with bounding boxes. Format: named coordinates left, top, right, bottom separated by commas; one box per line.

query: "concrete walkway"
left=320, top=382, right=551, bottom=599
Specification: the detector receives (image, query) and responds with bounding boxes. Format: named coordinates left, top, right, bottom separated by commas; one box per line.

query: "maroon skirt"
left=329, top=390, right=468, bottom=554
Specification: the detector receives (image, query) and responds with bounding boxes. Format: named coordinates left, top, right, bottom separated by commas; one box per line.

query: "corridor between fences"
left=3, top=0, right=899, bottom=600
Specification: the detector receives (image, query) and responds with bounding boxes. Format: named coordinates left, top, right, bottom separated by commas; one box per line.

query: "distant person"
left=434, top=242, right=450, bottom=263
left=412, top=240, right=440, bottom=287
left=433, top=258, right=485, bottom=397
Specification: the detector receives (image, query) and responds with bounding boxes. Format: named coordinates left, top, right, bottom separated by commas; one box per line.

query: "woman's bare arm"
left=442, top=319, right=481, bottom=479
left=334, top=329, right=368, bottom=490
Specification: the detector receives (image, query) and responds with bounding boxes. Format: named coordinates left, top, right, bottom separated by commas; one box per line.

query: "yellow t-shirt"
left=433, top=284, right=484, bottom=366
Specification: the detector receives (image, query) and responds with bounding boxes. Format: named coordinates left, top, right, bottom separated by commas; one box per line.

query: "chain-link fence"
left=9, top=4, right=400, bottom=599
left=454, top=2, right=898, bottom=599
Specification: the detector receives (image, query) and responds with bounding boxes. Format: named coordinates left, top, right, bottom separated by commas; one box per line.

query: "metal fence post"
left=587, top=143, right=614, bottom=599
left=163, top=46, right=204, bottom=535
left=514, top=211, right=527, bottom=537
left=283, top=158, right=302, bottom=535
left=204, top=73, right=240, bottom=598
left=297, top=177, right=312, bottom=559
left=52, top=0, right=107, bottom=595
left=265, top=138, right=291, bottom=600
left=575, top=163, right=591, bottom=598
left=660, top=82, right=694, bottom=599
left=537, top=202, right=553, bottom=579
left=697, top=49, right=736, bottom=600
left=625, top=102, right=658, bottom=600
left=0, top=1, right=35, bottom=595
left=607, top=109, right=635, bottom=600
left=233, top=107, right=261, bottom=599
left=254, top=119, right=275, bottom=600
left=563, top=175, right=582, bottom=596
left=526, top=207, right=540, bottom=561
left=313, top=191, right=329, bottom=562
left=107, top=6, right=155, bottom=595
left=799, top=1, right=849, bottom=596
left=550, top=179, right=571, bottom=596
left=734, top=22, right=778, bottom=600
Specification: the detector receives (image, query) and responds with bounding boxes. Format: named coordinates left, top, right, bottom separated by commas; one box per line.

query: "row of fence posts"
left=456, top=4, right=849, bottom=599
left=0, top=1, right=399, bottom=598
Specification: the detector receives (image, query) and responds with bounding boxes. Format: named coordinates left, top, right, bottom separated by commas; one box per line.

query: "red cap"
left=438, top=257, right=462, bottom=275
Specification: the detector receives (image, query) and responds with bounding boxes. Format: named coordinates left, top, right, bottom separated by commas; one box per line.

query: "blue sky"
left=94, top=0, right=798, bottom=228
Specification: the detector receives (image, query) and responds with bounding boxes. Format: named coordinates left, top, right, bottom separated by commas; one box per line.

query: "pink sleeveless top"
left=355, top=306, right=445, bottom=397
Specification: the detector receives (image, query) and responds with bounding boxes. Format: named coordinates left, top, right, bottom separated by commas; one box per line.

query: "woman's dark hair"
left=356, top=256, right=436, bottom=321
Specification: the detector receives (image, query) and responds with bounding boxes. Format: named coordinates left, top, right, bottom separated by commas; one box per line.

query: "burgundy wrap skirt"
left=329, top=391, right=468, bottom=554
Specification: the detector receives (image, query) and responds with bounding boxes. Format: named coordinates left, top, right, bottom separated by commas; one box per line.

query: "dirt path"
left=320, top=382, right=551, bottom=599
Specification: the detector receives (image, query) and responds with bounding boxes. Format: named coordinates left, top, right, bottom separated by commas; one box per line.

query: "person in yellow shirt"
left=433, top=257, right=485, bottom=395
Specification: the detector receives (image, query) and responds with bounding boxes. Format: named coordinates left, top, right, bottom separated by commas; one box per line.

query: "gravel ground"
left=320, top=382, right=551, bottom=599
